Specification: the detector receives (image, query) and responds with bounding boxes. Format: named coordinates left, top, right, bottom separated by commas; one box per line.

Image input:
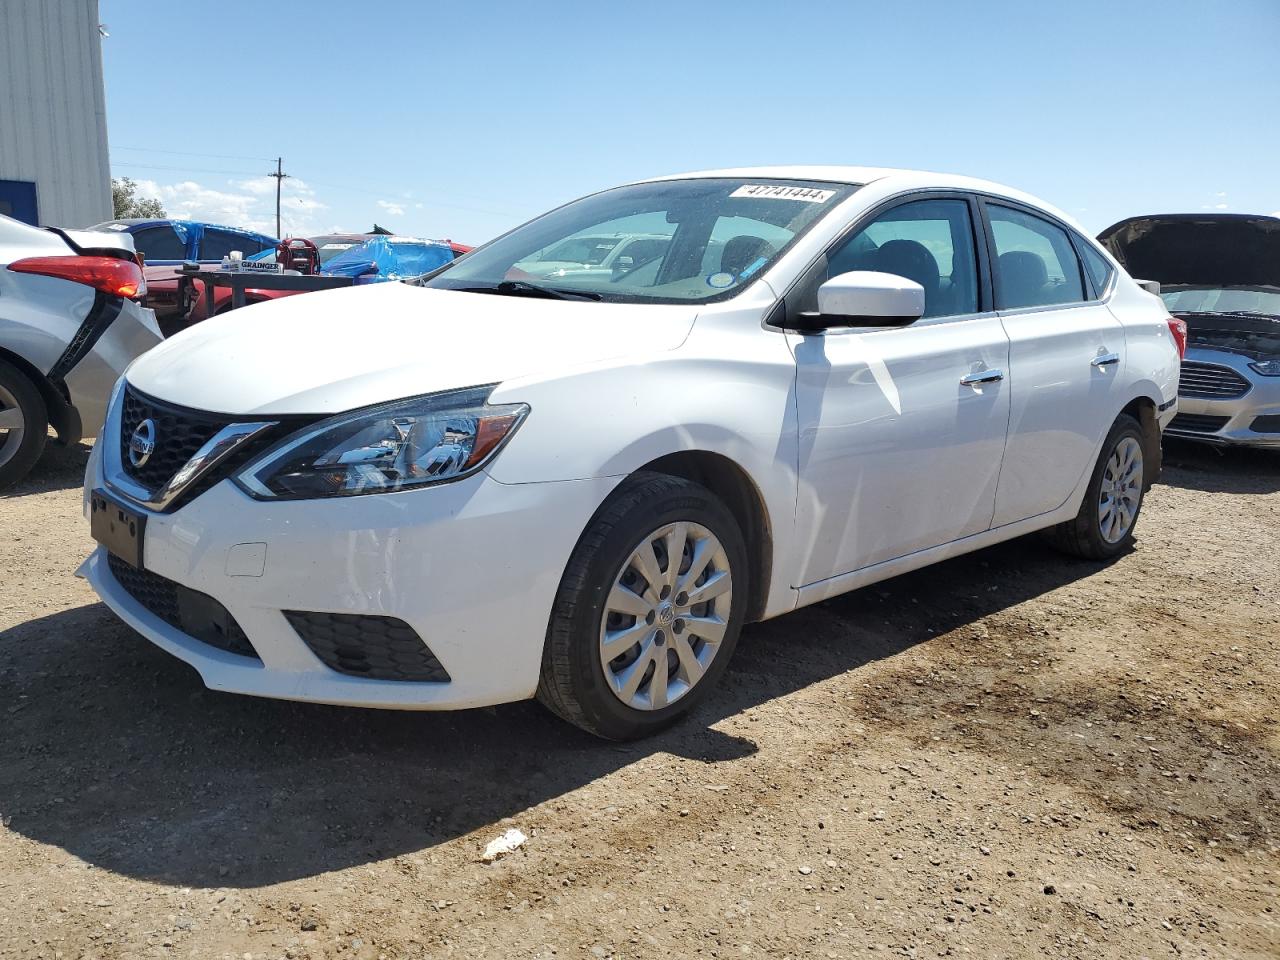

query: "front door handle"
left=960, top=368, right=1004, bottom=386
left=1091, top=352, right=1121, bottom=367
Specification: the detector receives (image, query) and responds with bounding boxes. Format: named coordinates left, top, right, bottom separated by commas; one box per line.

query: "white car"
left=0, top=214, right=162, bottom=487
left=81, top=167, right=1182, bottom=739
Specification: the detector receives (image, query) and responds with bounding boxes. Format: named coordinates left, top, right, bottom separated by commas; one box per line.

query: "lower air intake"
left=1169, top=413, right=1230, bottom=434
left=284, top=611, right=451, bottom=682
left=1251, top=415, right=1280, bottom=434
left=107, top=553, right=259, bottom=660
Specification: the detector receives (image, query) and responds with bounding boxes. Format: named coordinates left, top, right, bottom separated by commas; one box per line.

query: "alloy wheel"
left=1098, top=436, right=1143, bottom=543
left=0, top=383, right=26, bottom=470
left=599, top=521, right=733, bottom=711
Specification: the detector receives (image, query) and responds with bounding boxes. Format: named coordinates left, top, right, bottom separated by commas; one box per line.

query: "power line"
left=109, top=160, right=264, bottom=177
left=112, top=145, right=276, bottom=163
left=110, top=160, right=525, bottom=225
left=110, top=145, right=523, bottom=217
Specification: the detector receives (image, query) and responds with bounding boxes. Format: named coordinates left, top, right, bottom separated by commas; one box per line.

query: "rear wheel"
left=0, top=359, right=48, bottom=489
left=1045, top=414, right=1146, bottom=560
left=537, top=472, right=749, bottom=740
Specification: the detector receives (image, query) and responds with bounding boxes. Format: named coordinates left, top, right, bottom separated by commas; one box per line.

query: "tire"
left=537, top=471, right=750, bottom=740
left=0, top=358, right=48, bottom=489
left=1044, top=414, right=1146, bottom=560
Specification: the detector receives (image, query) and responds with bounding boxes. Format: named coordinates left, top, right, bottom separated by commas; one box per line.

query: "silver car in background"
left=0, top=214, right=162, bottom=486
left=1100, top=213, right=1280, bottom=447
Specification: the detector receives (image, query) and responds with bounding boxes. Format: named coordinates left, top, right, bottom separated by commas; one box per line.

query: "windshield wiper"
left=456, top=281, right=602, bottom=302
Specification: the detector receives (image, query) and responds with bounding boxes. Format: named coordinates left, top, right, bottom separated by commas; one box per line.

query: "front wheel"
left=538, top=472, right=749, bottom=740
left=1045, top=413, right=1146, bottom=560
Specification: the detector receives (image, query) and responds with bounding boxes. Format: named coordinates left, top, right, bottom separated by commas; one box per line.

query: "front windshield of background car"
left=1162, top=285, right=1280, bottom=317
left=425, top=178, right=857, bottom=303
left=318, top=242, right=357, bottom=263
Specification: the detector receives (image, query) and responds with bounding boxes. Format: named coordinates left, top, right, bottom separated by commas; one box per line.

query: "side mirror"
left=801, top=270, right=925, bottom=330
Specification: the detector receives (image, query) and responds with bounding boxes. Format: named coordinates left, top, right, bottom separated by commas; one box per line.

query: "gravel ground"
left=0, top=439, right=1277, bottom=960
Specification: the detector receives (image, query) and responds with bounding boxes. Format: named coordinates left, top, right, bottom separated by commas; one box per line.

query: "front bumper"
left=1166, top=350, right=1280, bottom=447
left=81, top=444, right=619, bottom=709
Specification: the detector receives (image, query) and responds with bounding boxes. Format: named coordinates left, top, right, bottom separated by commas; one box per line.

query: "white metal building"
left=0, top=0, right=112, bottom=227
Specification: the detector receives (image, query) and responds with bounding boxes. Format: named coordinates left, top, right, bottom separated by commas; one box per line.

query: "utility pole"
left=268, top=157, right=289, bottom=238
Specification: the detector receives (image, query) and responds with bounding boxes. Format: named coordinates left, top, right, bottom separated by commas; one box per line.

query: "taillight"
left=1167, top=315, right=1188, bottom=360
left=8, top=255, right=147, bottom=299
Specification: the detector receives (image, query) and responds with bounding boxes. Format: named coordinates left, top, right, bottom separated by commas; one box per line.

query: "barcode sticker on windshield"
left=730, top=184, right=836, bottom=203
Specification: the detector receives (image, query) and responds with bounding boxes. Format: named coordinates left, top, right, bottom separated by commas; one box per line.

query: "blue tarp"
left=321, top=237, right=455, bottom=282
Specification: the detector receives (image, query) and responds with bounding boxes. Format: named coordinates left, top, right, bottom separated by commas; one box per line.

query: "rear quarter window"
left=1077, top=239, right=1114, bottom=296
left=200, top=229, right=271, bottom=261
left=130, top=225, right=186, bottom=261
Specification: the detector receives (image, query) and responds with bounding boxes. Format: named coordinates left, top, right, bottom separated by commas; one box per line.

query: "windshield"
left=425, top=178, right=855, bottom=304
left=1162, top=285, right=1280, bottom=317
left=318, top=242, right=357, bottom=263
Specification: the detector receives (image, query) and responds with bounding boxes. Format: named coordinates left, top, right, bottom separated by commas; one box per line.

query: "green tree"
left=112, top=177, right=166, bottom=219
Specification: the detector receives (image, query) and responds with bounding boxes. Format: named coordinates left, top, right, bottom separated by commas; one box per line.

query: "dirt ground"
left=0, top=439, right=1276, bottom=960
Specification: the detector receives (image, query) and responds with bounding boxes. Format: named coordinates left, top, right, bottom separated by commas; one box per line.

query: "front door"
left=981, top=202, right=1127, bottom=526
left=788, top=196, right=1011, bottom=586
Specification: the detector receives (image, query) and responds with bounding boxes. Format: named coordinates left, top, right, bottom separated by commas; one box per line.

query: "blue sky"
left=101, top=0, right=1279, bottom=244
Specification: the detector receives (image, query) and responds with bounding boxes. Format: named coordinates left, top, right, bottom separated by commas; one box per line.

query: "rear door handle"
left=1091, top=352, right=1121, bottom=367
left=960, top=368, right=1004, bottom=386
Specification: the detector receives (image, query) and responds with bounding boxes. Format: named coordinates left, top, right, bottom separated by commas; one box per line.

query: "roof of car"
left=91, top=218, right=277, bottom=240
left=637, top=165, right=1082, bottom=232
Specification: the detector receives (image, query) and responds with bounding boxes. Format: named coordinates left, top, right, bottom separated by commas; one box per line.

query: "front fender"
left=487, top=313, right=801, bottom=617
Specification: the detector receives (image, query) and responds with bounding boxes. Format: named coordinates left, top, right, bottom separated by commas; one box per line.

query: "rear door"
left=982, top=201, right=1126, bottom=526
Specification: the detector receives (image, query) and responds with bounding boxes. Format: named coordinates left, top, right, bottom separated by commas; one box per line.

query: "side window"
left=200, top=229, right=265, bottom=261
left=988, top=206, right=1085, bottom=309
left=130, top=225, right=186, bottom=261
left=821, top=198, right=979, bottom=318
left=1077, top=239, right=1114, bottom=296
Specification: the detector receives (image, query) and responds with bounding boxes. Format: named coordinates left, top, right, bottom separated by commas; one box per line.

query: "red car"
left=147, top=234, right=471, bottom=336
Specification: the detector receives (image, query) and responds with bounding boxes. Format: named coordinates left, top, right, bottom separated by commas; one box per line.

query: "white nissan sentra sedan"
left=81, top=167, right=1183, bottom=739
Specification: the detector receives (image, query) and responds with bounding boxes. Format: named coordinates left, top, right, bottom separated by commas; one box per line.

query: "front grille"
left=107, top=553, right=259, bottom=659
left=1251, top=415, right=1280, bottom=434
left=117, top=385, right=309, bottom=510
left=120, top=385, right=233, bottom=492
left=284, top=611, right=450, bottom=682
left=1178, top=361, right=1252, bottom=400
left=1169, top=413, right=1230, bottom=434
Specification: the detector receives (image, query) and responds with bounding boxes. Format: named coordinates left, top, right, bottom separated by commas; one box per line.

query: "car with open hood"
left=1099, top=213, right=1280, bottom=446
left=80, top=167, right=1180, bottom=739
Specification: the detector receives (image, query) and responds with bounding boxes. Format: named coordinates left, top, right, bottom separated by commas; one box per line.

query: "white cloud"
left=132, top=176, right=327, bottom=236
left=1214, top=203, right=1228, bottom=210
left=377, top=200, right=405, bottom=217
left=233, top=176, right=278, bottom=196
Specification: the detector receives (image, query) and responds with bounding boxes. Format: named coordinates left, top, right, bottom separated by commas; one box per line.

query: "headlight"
left=236, top=386, right=528, bottom=499
left=1248, top=359, right=1280, bottom=376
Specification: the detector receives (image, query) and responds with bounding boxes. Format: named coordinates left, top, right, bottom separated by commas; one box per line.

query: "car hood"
left=125, top=281, right=697, bottom=415
left=1097, top=214, right=1280, bottom=288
